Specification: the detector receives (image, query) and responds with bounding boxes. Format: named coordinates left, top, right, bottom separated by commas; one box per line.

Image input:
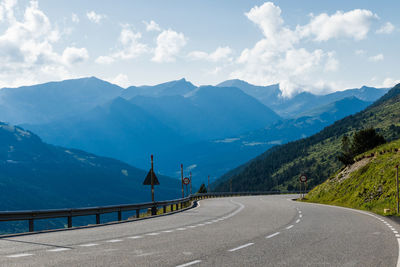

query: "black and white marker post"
left=181, top=164, right=184, bottom=198
left=143, top=154, right=160, bottom=215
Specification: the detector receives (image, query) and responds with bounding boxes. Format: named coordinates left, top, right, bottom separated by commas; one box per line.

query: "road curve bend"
left=0, top=195, right=398, bottom=266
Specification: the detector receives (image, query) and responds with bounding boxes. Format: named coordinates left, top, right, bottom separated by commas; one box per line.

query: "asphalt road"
left=0, top=195, right=398, bottom=266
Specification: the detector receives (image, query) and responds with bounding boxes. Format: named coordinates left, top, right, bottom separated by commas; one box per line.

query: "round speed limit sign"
left=299, top=174, right=307, bottom=183
left=183, top=177, right=190, bottom=185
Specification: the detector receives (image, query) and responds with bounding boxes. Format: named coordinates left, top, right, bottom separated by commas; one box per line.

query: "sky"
left=0, top=0, right=399, bottom=96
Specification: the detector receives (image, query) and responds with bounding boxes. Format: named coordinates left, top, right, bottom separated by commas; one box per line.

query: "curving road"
left=0, top=195, right=398, bottom=266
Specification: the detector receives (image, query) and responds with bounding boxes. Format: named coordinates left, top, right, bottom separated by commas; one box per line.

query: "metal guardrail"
left=0, top=191, right=303, bottom=234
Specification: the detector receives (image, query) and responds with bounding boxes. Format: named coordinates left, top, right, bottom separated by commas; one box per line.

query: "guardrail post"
left=118, top=210, right=122, bottom=221
left=176, top=203, right=179, bottom=210
left=151, top=205, right=157, bottom=216
left=163, top=205, right=167, bottom=214
left=170, top=204, right=174, bottom=211
left=96, top=213, right=100, bottom=224
left=29, top=219, right=34, bottom=232
left=67, top=216, right=72, bottom=228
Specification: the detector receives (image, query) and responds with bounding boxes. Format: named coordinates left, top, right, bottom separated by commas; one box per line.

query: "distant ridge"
left=122, top=78, right=197, bottom=99
left=213, top=83, right=400, bottom=192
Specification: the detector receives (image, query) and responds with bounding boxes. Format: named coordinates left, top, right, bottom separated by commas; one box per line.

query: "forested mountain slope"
left=213, top=84, right=400, bottom=192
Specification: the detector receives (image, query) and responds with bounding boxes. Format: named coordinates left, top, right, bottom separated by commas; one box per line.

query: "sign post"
left=143, top=155, right=160, bottom=215
left=190, top=172, right=192, bottom=195
left=181, top=164, right=184, bottom=198
left=183, top=177, right=190, bottom=197
left=299, top=174, right=307, bottom=199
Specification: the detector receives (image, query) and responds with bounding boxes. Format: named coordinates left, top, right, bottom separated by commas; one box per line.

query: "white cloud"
left=71, top=13, right=79, bottom=23
left=86, top=11, right=106, bottom=24
left=324, top=52, right=339, bottom=72
left=376, top=22, right=395, bottom=34
left=152, top=29, right=186, bottom=63
left=62, top=47, right=89, bottom=65
left=188, top=46, right=233, bottom=62
left=108, top=73, right=131, bottom=88
left=232, top=2, right=347, bottom=97
left=95, top=55, right=114, bottom=64
left=143, top=20, right=161, bottom=32
left=298, top=9, right=378, bottom=41
left=382, top=78, right=400, bottom=88
left=96, top=25, right=148, bottom=64
left=0, top=1, right=88, bottom=88
left=368, top=54, right=384, bottom=62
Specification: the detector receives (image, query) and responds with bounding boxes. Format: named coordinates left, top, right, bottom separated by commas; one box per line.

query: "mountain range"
left=0, top=77, right=388, bottom=186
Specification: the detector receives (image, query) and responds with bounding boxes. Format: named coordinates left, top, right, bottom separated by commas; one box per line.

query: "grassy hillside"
left=305, top=139, right=400, bottom=215
left=213, top=84, right=400, bottom=192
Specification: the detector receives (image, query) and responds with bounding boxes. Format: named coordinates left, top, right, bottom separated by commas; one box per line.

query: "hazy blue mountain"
left=131, top=86, right=281, bottom=140
left=270, top=86, right=388, bottom=118
left=217, top=79, right=281, bottom=107
left=6, top=77, right=381, bottom=189
left=121, top=78, right=196, bottom=99
left=0, top=122, right=181, bottom=212
left=24, top=85, right=281, bottom=184
left=0, top=77, right=123, bottom=124
left=297, top=96, right=371, bottom=118
left=25, top=97, right=184, bottom=170
left=164, top=96, right=372, bottom=182
left=217, top=79, right=388, bottom=118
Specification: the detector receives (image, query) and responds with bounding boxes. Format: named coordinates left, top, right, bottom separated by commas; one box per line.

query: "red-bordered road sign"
left=183, top=177, right=190, bottom=185
left=299, top=174, right=307, bottom=183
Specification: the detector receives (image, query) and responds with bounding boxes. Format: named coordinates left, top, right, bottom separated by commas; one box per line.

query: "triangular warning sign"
left=143, top=169, right=160, bottom=185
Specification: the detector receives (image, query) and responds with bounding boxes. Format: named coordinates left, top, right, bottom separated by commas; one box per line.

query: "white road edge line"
left=106, top=239, right=123, bottom=243
left=228, top=242, right=254, bottom=252
left=7, top=253, right=33, bottom=258
left=176, top=260, right=202, bottom=267
left=398, top=239, right=400, bottom=267
left=266, top=232, right=280, bottom=239
left=47, top=248, right=71, bottom=252
left=300, top=200, right=400, bottom=267
left=79, top=243, right=99, bottom=247
left=146, top=233, right=160, bottom=236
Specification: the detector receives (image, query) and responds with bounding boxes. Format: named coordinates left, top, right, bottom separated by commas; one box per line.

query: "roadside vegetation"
left=305, top=138, right=400, bottom=215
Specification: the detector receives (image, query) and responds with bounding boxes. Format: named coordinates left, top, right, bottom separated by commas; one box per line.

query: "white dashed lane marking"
left=266, top=232, right=280, bottom=239
left=228, top=242, right=254, bottom=252
left=6, top=253, right=33, bottom=258
left=4, top=197, right=246, bottom=260
left=175, top=260, right=202, bottom=267
left=286, top=225, right=294, bottom=230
